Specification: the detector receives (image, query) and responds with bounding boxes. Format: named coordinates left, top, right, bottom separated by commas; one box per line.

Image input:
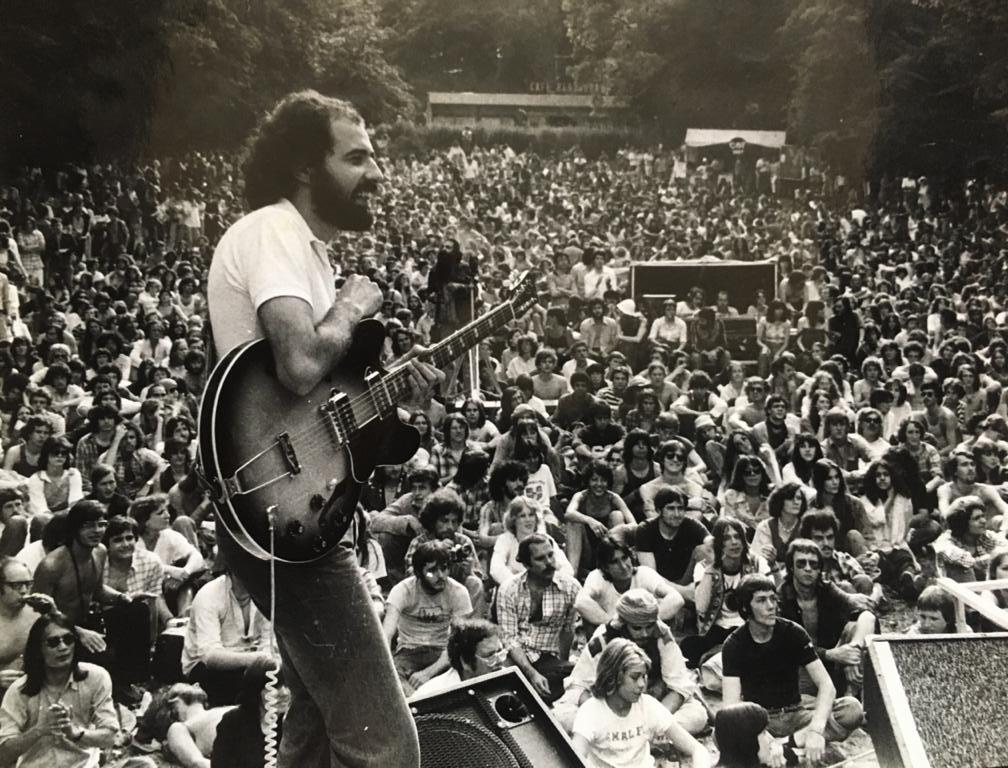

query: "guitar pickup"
left=276, top=432, right=302, bottom=475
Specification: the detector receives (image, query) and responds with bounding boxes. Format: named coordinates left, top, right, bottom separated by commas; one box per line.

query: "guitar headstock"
left=507, top=271, right=540, bottom=318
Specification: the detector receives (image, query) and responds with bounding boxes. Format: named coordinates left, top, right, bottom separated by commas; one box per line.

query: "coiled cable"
left=262, top=505, right=280, bottom=768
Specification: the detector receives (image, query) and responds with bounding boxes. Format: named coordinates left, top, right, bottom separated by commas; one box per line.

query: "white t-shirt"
left=578, top=567, right=669, bottom=621
left=207, top=199, right=336, bottom=358
left=386, top=576, right=472, bottom=650
left=572, top=694, right=674, bottom=768
left=138, top=528, right=197, bottom=567
left=524, top=465, right=557, bottom=506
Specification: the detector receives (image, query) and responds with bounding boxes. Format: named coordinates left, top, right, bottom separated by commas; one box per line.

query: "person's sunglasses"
left=793, top=559, right=820, bottom=570
left=744, top=467, right=762, bottom=476
left=45, top=633, right=76, bottom=649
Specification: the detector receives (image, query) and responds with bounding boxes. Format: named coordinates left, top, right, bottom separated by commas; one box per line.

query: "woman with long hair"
left=477, top=460, right=529, bottom=561
left=858, top=457, right=922, bottom=590
left=780, top=433, right=823, bottom=499
left=752, top=482, right=808, bottom=569
left=810, top=458, right=866, bottom=555
left=447, top=448, right=492, bottom=546
left=489, top=496, right=572, bottom=586
left=933, top=495, right=1008, bottom=583
left=614, top=429, right=660, bottom=509
left=430, top=413, right=472, bottom=485
left=460, top=398, right=500, bottom=451
left=757, top=300, right=790, bottom=377
left=624, top=390, right=661, bottom=434
left=682, top=517, right=771, bottom=668
left=407, top=410, right=438, bottom=456
left=722, top=456, right=772, bottom=532
left=571, top=638, right=710, bottom=768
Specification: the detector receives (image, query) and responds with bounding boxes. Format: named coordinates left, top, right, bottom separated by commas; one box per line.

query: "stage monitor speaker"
left=864, top=632, right=1008, bottom=768
left=409, top=666, right=584, bottom=768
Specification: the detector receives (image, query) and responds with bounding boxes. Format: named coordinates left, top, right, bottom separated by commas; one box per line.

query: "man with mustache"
left=207, top=90, right=441, bottom=768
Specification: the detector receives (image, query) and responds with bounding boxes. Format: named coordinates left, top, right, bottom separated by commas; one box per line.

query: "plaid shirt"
left=496, top=570, right=580, bottom=662
left=446, top=480, right=491, bottom=532
left=103, top=546, right=164, bottom=596
left=934, top=529, right=1008, bottom=581
left=431, top=443, right=472, bottom=485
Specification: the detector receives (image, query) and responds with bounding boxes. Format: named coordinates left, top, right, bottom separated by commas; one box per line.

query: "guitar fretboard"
left=323, top=298, right=521, bottom=441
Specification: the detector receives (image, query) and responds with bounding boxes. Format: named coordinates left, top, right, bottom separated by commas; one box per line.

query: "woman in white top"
left=489, top=496, right=572, bottom=586
left=130, top=493, right=205, bottom=614
left=25, top=436, right=83, bottom=515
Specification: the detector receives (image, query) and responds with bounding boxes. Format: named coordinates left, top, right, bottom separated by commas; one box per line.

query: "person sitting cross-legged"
left=555, top=588, right=707, bottom=736
left=776, top=539, right=877, bottom=697
left=574, top=534, right=684, bottom=633
left=571, top=638, right=712, bottom=768
left=383, top=539, right=473, bottom=697
left=495, top=532, right=580, bottom=703
left=721, top=574, right=864, bottom=765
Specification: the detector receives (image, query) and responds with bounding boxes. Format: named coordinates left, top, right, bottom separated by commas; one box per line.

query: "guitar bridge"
left=276, top=432, right=301, bottom=475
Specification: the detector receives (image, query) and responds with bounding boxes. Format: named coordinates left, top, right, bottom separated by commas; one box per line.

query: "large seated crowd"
left=1, top=142, right=1008, bottom=767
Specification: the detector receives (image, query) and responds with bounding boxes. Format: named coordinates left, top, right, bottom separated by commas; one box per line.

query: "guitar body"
left=198, top=319, right=420, bottom=564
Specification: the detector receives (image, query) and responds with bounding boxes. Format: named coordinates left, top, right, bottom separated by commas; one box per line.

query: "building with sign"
left=427, top=92, right=631, bottom=130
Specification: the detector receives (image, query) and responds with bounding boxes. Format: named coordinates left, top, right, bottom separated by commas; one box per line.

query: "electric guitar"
left=197, top=273, right=538, bottom=563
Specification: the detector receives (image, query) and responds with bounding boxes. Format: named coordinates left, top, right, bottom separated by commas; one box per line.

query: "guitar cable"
left=262, top=506, right=280, bottom=768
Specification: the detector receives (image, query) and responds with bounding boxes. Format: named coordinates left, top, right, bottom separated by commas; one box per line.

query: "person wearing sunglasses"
left=0, top=612, right=118, bottom=766
left=776, top=539, right=877, bottom=699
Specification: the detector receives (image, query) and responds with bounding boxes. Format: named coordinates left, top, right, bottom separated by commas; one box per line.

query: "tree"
left=562, top=0, right=793, bottom=140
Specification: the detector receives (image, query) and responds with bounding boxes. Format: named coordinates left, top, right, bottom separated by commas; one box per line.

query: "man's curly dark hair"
left=242, top=90, right=362, bottom=210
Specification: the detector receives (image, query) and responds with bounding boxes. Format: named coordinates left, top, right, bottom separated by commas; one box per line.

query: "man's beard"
left=310, top=166, right=374, bottom=232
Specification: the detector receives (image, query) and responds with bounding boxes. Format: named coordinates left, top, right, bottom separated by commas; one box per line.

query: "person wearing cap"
left=648, top=299, right=688, bottom=352
left=614, top=297, right=646, bottom=371
left=555, top=588, right=706, bottom=735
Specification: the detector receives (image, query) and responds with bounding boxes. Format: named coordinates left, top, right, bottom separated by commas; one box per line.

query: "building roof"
left=684, top=128, right=787, bottom=149
left=428, top=91, right=629, bottom=109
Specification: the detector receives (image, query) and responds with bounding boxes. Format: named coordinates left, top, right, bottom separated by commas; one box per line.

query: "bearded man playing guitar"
left=205, top=90, right=440, bottom=768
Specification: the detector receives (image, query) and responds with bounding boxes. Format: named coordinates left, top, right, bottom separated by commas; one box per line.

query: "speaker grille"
left=415, top=713, right=522, bottom=768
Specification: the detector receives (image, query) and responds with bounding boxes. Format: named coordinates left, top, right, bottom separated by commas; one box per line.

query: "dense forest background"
left=1, top=0, right=1006, bottom=178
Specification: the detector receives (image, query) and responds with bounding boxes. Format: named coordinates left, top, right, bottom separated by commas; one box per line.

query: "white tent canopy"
left=684, top=128, right=786, bottom=149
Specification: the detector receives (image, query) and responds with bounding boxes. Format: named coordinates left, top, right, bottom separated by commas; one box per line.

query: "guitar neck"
left=385, top=301, right=515, bottom=396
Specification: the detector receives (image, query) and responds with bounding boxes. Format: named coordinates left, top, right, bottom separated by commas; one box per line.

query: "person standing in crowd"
left=206, top=90, right=440, bottom=766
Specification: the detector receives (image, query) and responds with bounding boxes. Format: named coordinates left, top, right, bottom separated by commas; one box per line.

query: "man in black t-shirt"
left=612, top=486, right=708, bottom=601
left=722, top=575, right=863, bottom=765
